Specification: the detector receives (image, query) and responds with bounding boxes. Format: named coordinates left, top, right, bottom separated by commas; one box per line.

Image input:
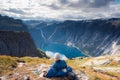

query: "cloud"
left=113, top=13, right=120, bottom=17
left=48, top=0, right=115, bottom=10
left=59, top=0, right=68, bottom=4
left=3, top=8, right=25, bottom=14
left=89, top=0, right=114, bottom=8
left=0, top=0, right=120, bottom=20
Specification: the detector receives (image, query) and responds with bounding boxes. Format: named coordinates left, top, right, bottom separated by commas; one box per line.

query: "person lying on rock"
left=43, top=53, right=76, bottom=79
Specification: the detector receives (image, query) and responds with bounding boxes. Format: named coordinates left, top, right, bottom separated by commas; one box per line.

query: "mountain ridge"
left=24, top=18, right=120, bottom=57
left=0, top=14, right=28, bottom=32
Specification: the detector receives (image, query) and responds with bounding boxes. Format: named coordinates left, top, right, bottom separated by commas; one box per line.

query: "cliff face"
left=25, top=18, right=120, bottom=57
left=0, top=15, right=42, bottom=57
left=0, top=31, right=41, bottom=57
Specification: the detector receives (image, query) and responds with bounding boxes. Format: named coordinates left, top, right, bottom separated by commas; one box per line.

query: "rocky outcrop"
left=0, top=55, right=120, bottom=80
left=0, top=63, right=89, bottom=80
left=81, top=55, right=120, bottom=66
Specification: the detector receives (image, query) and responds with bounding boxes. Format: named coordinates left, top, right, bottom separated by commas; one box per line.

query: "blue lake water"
left=42, top=43, right=88, bottom=58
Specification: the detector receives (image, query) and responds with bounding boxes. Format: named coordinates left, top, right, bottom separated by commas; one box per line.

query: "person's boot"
left=68, top=72, right=76, bottom=80
left=43, top=71, right=47, bottom=77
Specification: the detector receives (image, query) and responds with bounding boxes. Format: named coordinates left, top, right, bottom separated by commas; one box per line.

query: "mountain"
left=0, top=15, right=28, bottom=31
left=24, top=18, right=120, bottom=57
left=0, top=15, right=45, bottom=57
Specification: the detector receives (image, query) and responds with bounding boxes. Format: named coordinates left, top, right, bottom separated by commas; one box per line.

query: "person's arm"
left=51, top=62, right=57, bottom=72
left=62, top=60, right=67, bottom=68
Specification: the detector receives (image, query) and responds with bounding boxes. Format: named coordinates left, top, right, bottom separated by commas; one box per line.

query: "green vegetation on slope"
left=37, top=48, right=49, bottom=58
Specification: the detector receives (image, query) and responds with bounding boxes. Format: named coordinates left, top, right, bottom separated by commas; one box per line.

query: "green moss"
left=19, top=57, right=53, bottom=65
left=37, top=48, right=49, bottom=58
left=19, top=57, right=35, bottom=63
left=94, top=77, right=101, bottom=80
left=79, top=57, right=91, bottom=65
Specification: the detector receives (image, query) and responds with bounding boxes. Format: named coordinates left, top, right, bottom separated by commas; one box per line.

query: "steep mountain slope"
left=25, top=18, right=120, bottom=57
left=0, top=15, right=44, bottom=57
left=0, top=15, right=28, bottom=31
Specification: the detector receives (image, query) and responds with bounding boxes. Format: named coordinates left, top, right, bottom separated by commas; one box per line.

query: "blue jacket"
left=46, top=60, right=72, bottom=78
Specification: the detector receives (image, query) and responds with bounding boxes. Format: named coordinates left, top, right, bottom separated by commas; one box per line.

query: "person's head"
left=54, top=53, right=60, bottom=61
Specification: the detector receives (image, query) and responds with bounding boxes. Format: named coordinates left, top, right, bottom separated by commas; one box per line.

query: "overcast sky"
left=0, top=0, right=120, bottom=20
